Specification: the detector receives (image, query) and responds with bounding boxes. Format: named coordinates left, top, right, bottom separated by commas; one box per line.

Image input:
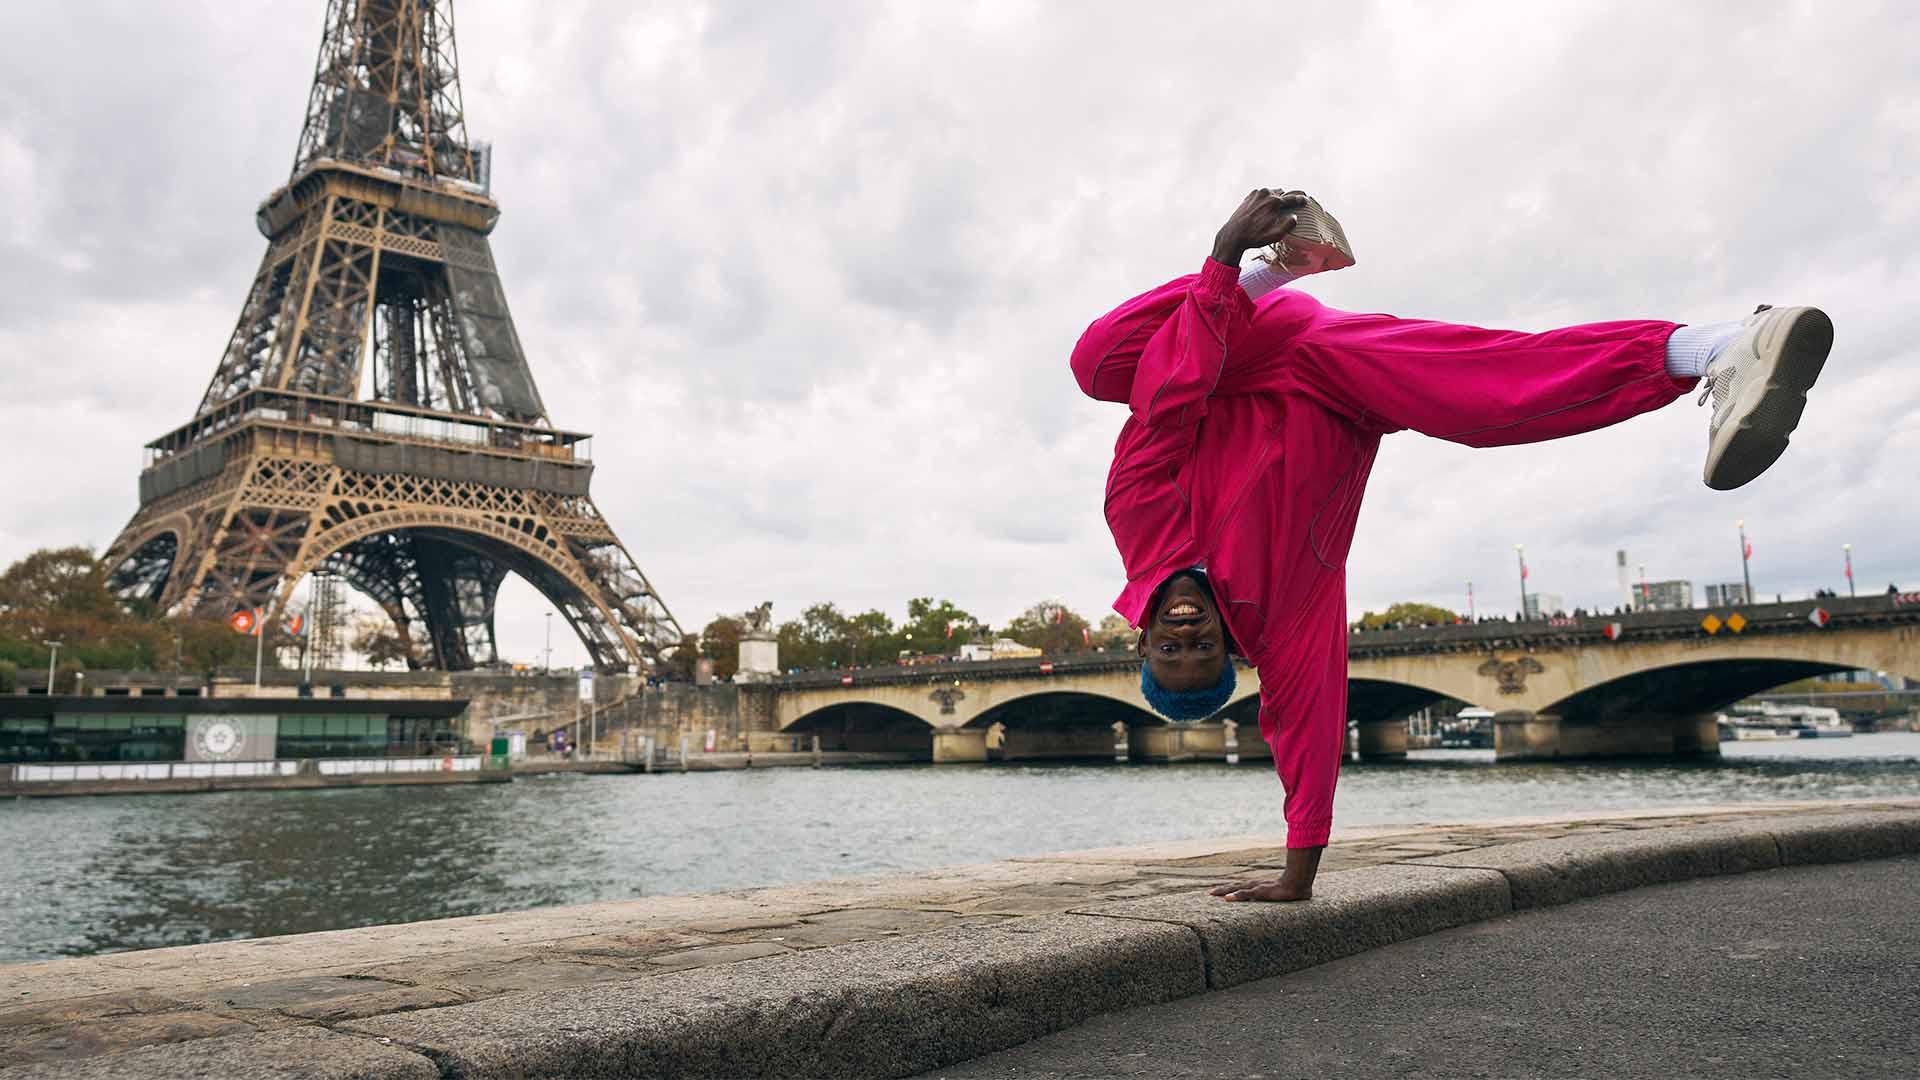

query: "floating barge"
left=0, top=696, right=504, bottom=798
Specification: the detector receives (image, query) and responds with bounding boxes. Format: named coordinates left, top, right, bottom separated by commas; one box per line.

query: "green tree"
left=0, top=546, right=121, bottom=635
left=700, top=615, right=744, bottom=680
left=656, top=634, right=700, bottom=682
left=843, top=608, right=897, bottom=666
left=0, top=546, right=166, bottom=672
left=1093, top=613, right=1135, bottom=652
left=352, top=617, right=416, bottom=670
left=174, top=614, right=248, bottom=678
left=1003, top=600, right=1092, bottom=655
left=1352, top=602, right=1461, bottom=630
left=777, top=602, right=853, bottom=671
left=899, top=597, right=986, bottom=658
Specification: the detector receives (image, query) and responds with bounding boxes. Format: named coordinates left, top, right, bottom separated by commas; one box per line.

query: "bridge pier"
left=1353, top=718, right=1409, bottom=762
left=1494, top=711, right=1722, bottom=761
left=1129, top=722, right=1232, bottom=763
left=997, top=726, right=1130, bottom=762
left=931, top=728, right=989, bottom=764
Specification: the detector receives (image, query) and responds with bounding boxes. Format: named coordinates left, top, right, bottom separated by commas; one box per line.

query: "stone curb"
left=14, top=808, right=1920, bottom=1079
left=345, top=914, right=1203, bottom=1079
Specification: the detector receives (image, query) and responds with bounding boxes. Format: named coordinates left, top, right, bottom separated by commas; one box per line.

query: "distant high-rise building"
left=1632, top=579, right=1694, bottom=611
left=1705, top=582, right=1750, bottom=607
left=1524, top=592, right=1566, bottom=619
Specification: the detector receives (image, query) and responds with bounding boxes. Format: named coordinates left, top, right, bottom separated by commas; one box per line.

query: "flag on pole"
left=1743, top=539, right=1753, bottom=560
left=1519, top=555, right=1529, bottom=580
left=945, top=620, right=956, bottom=639
left=1081, top=626, right=1091, bottom=646
left=1844, top=550, right=1854, bottom=583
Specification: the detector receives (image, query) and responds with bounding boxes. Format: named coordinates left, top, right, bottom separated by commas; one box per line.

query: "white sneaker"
left=1700, top=304, right=1833, bottom=491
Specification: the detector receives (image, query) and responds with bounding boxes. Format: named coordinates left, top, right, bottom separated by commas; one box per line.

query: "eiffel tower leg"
left=411, top=537, right=507, bottom=670
left=328, top=534, right=432, bottom=668
left=532, top=491, right=686, bottom=665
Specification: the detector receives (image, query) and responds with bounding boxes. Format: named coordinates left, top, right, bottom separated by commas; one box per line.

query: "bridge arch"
left=1347, top=677, right=1465, bottom=724
left=966, top=690, right=1164, bottom=731
left=1540, top=657, right=1856, bottom=722
left=960, top=690, right=1155, bottom=762
left=783, top=701, right=934, bottom=757
left=1215, top=676, right=1465, bottom=729
left=280, top=508, right=638, bottom=672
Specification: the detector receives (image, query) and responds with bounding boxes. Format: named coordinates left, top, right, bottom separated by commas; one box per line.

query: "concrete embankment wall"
left=6, top=800, right=1917, bottom=1078
left=78, top=668, right=758, bottom=748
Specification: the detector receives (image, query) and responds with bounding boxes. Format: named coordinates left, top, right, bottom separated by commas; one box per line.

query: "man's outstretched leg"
left=1272, top=290, right=1835, bottom=490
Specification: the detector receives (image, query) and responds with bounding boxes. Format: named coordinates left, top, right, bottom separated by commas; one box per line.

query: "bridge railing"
left=773, top=594, right=1918, bottom=690
left=1344, top=593, right=1915, bottom=657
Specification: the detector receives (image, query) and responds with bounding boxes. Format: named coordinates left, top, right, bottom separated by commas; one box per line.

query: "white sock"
left=1664, top=319, right=1743, bottom=379
left=1239, top=261, right=1295, bottom=300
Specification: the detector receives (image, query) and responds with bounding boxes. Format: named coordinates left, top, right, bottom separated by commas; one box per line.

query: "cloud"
left=2, top=1, right=1917, bottom=668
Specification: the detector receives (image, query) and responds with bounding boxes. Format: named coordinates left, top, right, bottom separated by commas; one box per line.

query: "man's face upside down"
left=1138, top=570, right=1229, bottom=692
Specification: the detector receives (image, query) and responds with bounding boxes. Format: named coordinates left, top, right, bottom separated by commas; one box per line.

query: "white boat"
left=1721, top=701, right=1854, bottom=739
left=1716, top=716, right=1798, bottom=740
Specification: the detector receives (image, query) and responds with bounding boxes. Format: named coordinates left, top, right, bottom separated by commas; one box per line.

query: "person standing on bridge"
left=1072, top=188, right=1833, bottom=902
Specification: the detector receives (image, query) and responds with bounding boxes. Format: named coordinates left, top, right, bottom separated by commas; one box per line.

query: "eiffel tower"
left=103, top=0, right=682, bottom=673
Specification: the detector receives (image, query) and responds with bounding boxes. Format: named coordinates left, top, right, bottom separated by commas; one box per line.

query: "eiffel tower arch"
left=103, top=0, right=682, bottom=673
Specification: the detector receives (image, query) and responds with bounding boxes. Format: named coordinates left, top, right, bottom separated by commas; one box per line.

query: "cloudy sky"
left=2, top=1, right=1916, bottom=667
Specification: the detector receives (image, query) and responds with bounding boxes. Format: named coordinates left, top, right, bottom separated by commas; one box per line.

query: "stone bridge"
left=772, top=595, right=1920, bottom=762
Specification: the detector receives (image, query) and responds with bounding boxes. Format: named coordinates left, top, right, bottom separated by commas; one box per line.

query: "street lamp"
left=1844, top=543, right=1855, bottom=598
left=1515, top=544, right=1529, bottom=620
left=544, top=612, right=553, bottom=673
left=253, top=588, right=274, bottom=692
left=43, top=640, right=63, bottom=694
left=1736, top=519, right=1753, bottom=605
left=1466, top=580, right=1475, bottom=622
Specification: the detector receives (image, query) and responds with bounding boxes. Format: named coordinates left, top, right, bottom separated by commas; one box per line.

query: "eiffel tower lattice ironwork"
left=103, top=0, right=683, bottom=673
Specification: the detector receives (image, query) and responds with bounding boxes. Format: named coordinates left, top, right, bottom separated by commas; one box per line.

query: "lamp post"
left=1638, top=563, right=1648, bottom=611
left=1844, top=544, right=1855, bottom=598
left=43, top=640, right=63, bottom=694
left=299, top=578, right=315, bottom=684
left=1736, top=519, right=1753, bottom=605
left=1515, top=544, right=1529, bottom=620
left=543, top=611, right=553, bottom=673
left=252, top=589, right=274, bottom=692
left=1466, top=580, right=1475, bottom=622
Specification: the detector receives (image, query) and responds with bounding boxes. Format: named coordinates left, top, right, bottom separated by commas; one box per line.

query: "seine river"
left=4, top=735, right=1919, bottom=964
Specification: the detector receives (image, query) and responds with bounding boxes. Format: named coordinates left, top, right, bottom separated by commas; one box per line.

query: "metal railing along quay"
left=4, top=755, right=486, bottom=785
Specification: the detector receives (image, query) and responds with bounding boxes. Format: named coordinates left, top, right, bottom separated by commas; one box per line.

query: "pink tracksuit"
left=1071, top=257, right=1690, bottom=848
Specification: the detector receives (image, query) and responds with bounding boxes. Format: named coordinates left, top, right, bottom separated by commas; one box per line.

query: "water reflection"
left=4, top=734, right=1917, bottom=964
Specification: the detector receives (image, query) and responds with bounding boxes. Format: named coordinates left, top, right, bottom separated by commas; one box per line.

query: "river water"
left=4, top=734, right=1919, bottom=965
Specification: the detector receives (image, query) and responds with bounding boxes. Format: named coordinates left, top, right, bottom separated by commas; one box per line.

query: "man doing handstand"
left=1070, top=188, right=1832, bottom=902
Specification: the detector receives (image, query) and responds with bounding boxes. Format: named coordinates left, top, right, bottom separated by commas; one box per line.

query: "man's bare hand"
left=1208, top=876, right=1313, bottom=902
left=1211, top=188, right=1309, bottom=266
left=1208, top=846, right=1322, bottom=902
